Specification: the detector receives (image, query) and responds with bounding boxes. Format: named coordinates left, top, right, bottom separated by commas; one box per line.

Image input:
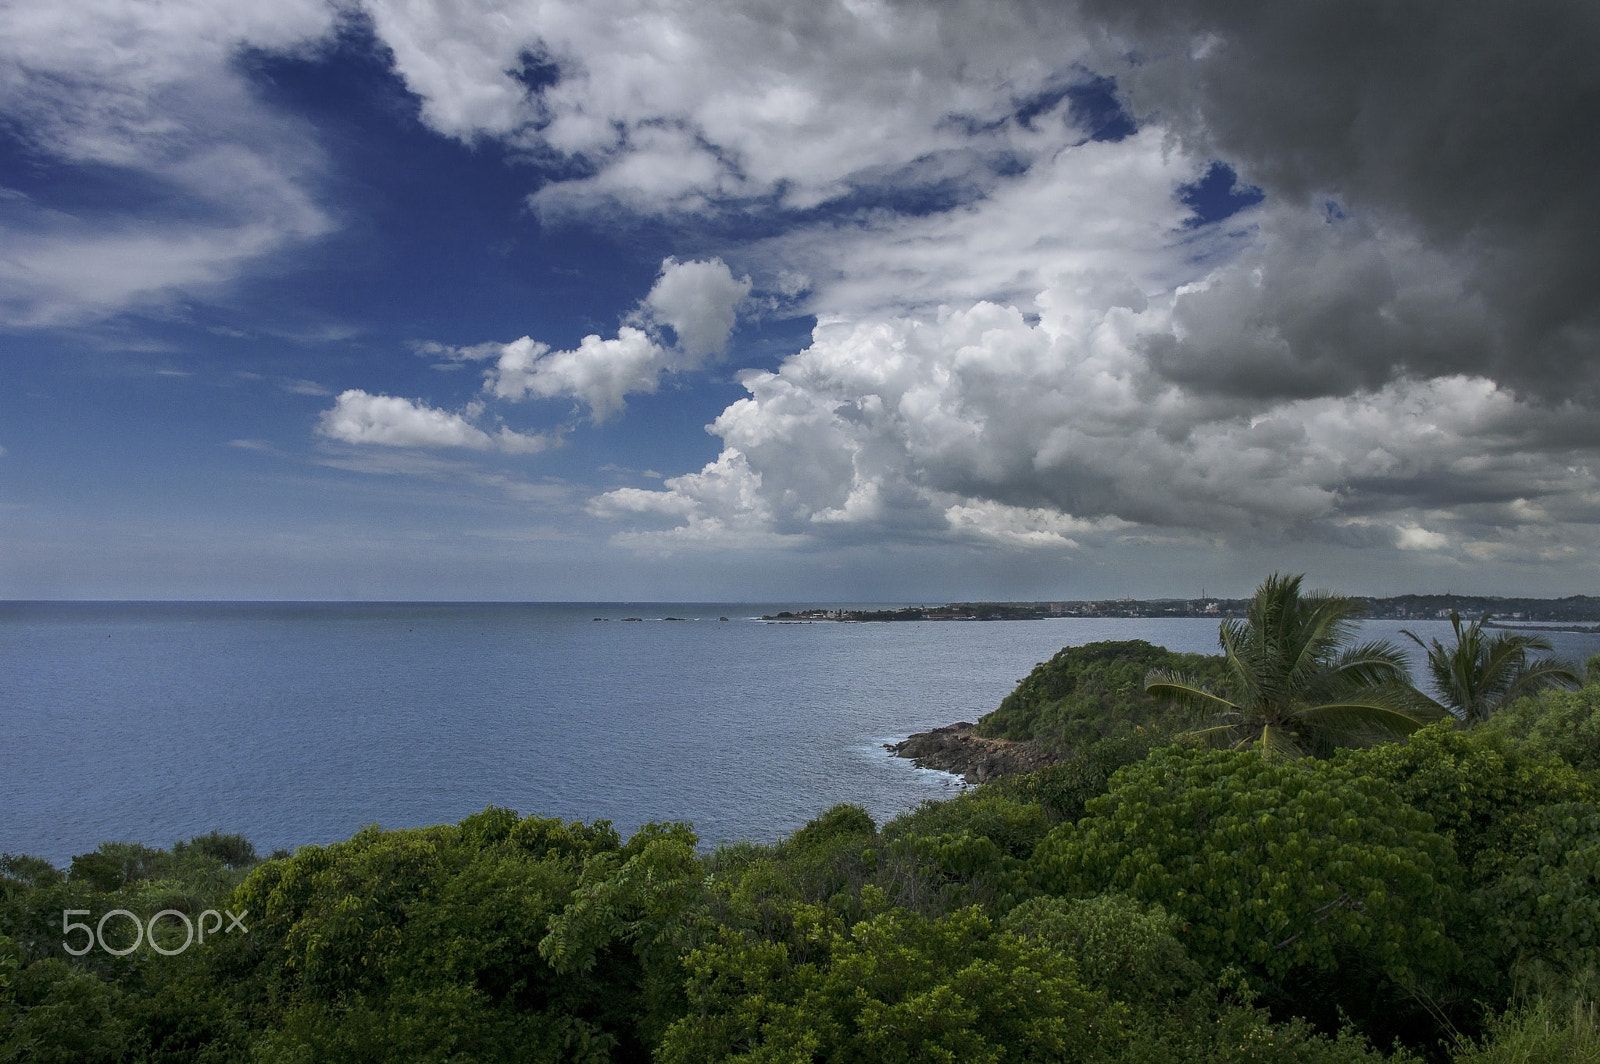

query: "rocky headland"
left=886, top=722, right=1058, bottom=784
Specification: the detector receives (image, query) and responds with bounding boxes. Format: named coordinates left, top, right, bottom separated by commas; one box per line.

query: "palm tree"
left=1402, top=611, right=1580, bottom=725
left=1146, top=573, right=1443, bottom=758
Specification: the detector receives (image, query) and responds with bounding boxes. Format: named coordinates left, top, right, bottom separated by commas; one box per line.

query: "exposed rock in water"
left=886, top=722, right=1059, bottom=784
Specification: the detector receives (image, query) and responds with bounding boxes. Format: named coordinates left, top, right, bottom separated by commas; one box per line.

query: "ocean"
left=4, top=602, right=1597, bottom=866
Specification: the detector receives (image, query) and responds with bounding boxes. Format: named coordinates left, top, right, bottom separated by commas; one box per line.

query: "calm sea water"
left=4, top=603, right=1597, bottom=866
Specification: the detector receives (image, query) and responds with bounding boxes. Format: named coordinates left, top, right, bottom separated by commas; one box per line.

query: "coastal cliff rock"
left=886, top=722, right=1058, bottom=784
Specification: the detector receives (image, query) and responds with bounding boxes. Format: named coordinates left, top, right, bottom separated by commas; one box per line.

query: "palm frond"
left=1294, top=688, right=1446, bottom=738
left=1145, top=669, right=1239, bottom=714
left=1319, top=640, right=1414, bottom=699
left=1181, top=721, right=1247, bottom=749
left=1256, top=722, right=1305, bottom=760
left=1219, top=619, right=1269, bottom=708
left=1408, top=611, right=1581, bottom=724
left=1289, top=591, right=1366, bottom=686
left=1191, top=573, right=1440, bottom=755
left=1500, top=654, right=1582, bottom=708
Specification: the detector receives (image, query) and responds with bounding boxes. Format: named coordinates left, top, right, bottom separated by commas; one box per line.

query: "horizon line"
left=6, top=592, right=1600, bottom=607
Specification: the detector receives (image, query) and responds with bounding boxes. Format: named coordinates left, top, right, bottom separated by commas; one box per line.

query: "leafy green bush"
left=976, top=640, right=1228, bottom=749
left=1115, top=1000, right=1419, bottom=1064
left=658, top=901, right=1116, bottom=1064
left=171, top=832, right=258, bottom=869
left=1337, top=720, right=1594, bottom=882
left=1001, top=893, right=1201, bottom=1004
left=876, top=794, right=1049, bottom=913
left=1482, top=682, right=1600, bottom=774
left=883, top=792, right=1048, bottom=859
left=1030, top=747, right=1460, bottom=989
left=1482, top=803, right=1600, bottom=982
left=0, top=958, right=128, bottom=1063
left=226, top=813, right=691, bottom=1062
left=987, top=732, right=1167, bottom=825
left=761, top=804, right=880, bottom=917
left=787, top=804, right=876, bottom=851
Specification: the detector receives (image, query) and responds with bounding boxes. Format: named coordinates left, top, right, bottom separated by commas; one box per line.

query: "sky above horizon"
left=2, top=0, right=1598, bottom=601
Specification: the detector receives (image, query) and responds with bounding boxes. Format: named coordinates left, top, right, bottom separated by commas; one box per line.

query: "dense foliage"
left=6, top=640, right=1600, bottom=1062
left=1147, top=573, right=1443, bottom=757
left=1404, top=611, right=1581, bottom=724
left=975, top=638, right=1230, bottom=748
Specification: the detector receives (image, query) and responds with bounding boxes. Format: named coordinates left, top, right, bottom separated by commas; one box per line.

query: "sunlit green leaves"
left=1030, top=747, right=1460, bottom=986
left=659, top=905, right=1113, bottom=1064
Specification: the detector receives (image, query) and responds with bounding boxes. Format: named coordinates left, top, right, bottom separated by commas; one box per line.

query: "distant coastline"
left=764, top=593, right=1600, bottom=624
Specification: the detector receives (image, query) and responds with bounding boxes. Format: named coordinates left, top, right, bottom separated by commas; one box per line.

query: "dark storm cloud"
left=1343, top=471, right=1558, bottom=512
left=1080, top=0, right=1600, bottom=400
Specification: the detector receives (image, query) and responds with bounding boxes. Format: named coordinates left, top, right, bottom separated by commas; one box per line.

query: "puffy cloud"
left=316, top=390, right=554, bottom=453
left=589, top=449, right=804, bottom=551
left=138, top=0, right=1585, bottom=577
left=355, top=0, right=1599, bottom=413
left=751, top=127, right=1201, bottom=322
left=1396, top=525, right=1449, bottom=552
left=432, top=257, right=749, bottom=421
left=484, top=328, right=665, bottom=422
left=1139, top=205, right=1490, bottom=401
left=944, top=501, right=1129, bottom=549
left=1079, top=0, right=1600, bottom=400
left=360, top=0, right=1101, bottom=214
left=590, top=274, right=1600, bottom=559
left=637, top=257, right=751, bottom=364
left=0, top=0, right=336, bottom=324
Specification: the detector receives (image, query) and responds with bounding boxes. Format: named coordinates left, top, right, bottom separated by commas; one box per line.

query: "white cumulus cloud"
left=316, top=390, right=554, bottom=453
left=1396, top=525, right=1449, bottom=551
left=431, top=256, right=750, bottom=422
left=587, top=270, right=1600, bottom=560
left=636, top=256, right=752, bottom=364
left=485, top=328, right=666, bottom=422
left=589, top=449, right=805, bottom=551
left=944, top=501, right=1130, bottom=549
left=74, top=0, right=1581, bottom=581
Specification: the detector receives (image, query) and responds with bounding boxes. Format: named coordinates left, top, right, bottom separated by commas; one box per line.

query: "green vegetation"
left=5, top=588, right=1600, bottom=1062
left=976, top=638, right=1230, bottom=749
left=1147, top=573, right=1444, bottom=757
left=1405, top=610, right=1582, bottom=724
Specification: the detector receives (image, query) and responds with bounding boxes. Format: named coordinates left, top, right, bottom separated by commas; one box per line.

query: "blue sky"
left=3, top=0, right=1597, bottom=600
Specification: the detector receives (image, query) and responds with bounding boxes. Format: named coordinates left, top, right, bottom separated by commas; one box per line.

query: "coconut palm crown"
left=1146, top=573, right=1442, bottom=758
left=1402, top=610, right=1580, bottom=725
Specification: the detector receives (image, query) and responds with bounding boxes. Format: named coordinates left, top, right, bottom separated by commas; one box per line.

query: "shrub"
left=1030, top=747, right=1460, bottom=990
left=1337, top=720, right=1594, bottom=882
left=658, top=904, right=1115, bottom=1064
left=1001, top=893, right=1201, bottom=1004
left=977, top=640, right=1228, bottom=749
left=988, top=732, right=1166, bottom=825
left=1482, top=683, right=1600, bottom=774
left=1483, top=803, right=1600, bottom=981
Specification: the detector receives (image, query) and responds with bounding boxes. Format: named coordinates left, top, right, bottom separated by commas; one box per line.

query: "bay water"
left=4, top=602, right=1597, bottom=866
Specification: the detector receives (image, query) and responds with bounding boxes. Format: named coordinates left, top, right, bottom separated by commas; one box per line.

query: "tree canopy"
left=1404, top=610, right=1581, bottom=725
left=1146, top=572, right=1442, bottom=757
